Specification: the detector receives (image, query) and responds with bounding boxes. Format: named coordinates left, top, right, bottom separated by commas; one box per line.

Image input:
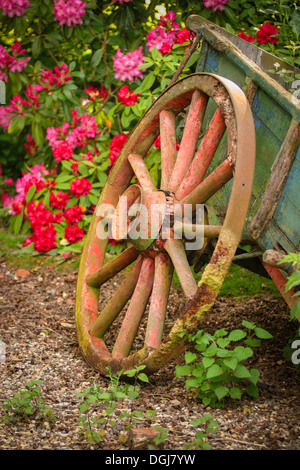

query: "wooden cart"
left=75, top=15, right=300, bottom=376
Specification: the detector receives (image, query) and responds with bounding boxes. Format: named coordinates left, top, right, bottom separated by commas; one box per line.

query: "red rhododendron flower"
left=175, top=28, right=192, bottom=44
left=65, top=224, right=84, bottom=243
left=256, top=23, right=279, bottom=44
left=32, top=225, right=57, bottom=253
left=27, top=200, right=53, bottom=229
left=154, top=135, right=180, bottom=151
left=118, top=85, right=140, bottom=106
left=50, top=190, right=70, bottom=209
left=70, top=177, right=92, bottom=197
left=238, top=30, right=255, bottom=43
left=64, top=205, right=83, bottom=224
left=52, top=212, right=63, bottom=223
left=53, top=141, right=73, bottom=162
left=108, top=133, right=129, bottom=167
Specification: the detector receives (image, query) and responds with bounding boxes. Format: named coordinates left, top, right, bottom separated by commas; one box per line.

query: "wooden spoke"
left=160, top=109, right=177, bottom=190
left=169, top=91, right=208, bottom=192
left=144, top=253, right=173, bottom=350
left=176, top=108, right=226, bottom=200
left=86, top=245, right=139, bottom=288
left=164, top=238, right=197, bottom=299
left=89, top=256, right=143, bottom=338
left=179, top=158, right=233, bottom=209
left=112, top=258, right=155, bottom=359
left=128, top=153, right=157, bottom=192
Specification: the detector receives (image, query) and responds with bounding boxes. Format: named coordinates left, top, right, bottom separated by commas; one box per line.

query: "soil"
left=0, top=261, right=299, bottom=451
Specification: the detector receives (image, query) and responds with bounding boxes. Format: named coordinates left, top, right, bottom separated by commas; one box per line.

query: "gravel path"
left=0, top=262, right=299, bottom=450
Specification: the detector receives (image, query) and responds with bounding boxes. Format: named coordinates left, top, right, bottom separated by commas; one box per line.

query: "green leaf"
left=91, top=49, right=103, bottom=68
left=242, top=320, right=256, bottom=330
left=176, top=364, right=192, bottom=377
left=229, top=387, right=242, bottom=399
left=206, top=364, right=223, bottom=379
left=202, top=357, right=215, bottom=369
left=223, top=357, right=238, bottom=370
left=246, top=383, right=259, bottom=398
left=185, top=351, right=198, bottom=364
left=80, top=403, right=89, bottom=413
left=233, top=364, right=251, bottom=379
left=32, top=36, right=41, bottom=58
left=140, top=73, right=156, bottom=92
left=254, top=327, right=273, bottom=339
left=137, top=373, right=149, bottom=383
left=26, top=184, right=36, bottom=204
left=14, top=212, right=23, bottom=234
left=214, top=386, right=228, bottom=400
left=249, top=368, right=260, bottom=385
left=228, top=329, right=247, bottom=341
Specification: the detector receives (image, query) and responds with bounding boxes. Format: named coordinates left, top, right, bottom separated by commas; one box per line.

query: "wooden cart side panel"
left=195, top=41, right=299, bottom=254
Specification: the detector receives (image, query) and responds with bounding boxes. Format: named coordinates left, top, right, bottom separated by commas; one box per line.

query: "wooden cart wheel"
left=75, top=73, right=256, bottom=376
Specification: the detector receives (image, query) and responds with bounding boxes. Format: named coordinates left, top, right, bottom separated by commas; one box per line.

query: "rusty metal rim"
left=75, top=73, right=256, bottom=376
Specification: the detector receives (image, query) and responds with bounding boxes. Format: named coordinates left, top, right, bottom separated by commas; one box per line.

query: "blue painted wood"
left=196, top=41, right=299, bottom=255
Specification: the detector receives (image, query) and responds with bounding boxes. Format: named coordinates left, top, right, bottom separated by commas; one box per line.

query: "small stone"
left=15, top=268, right=31, bottom=279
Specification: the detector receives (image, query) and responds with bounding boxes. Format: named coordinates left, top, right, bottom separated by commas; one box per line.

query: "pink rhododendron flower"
left=257, top=23, right=279, bottom=44
left=5, top=95, right=28, bottom=115
left=53, top=0, right=86, bottom=27
left=84, top=85, right=108, bottom=101
left=147, top=11, right=191, bottom=55
left=70, top=177, right=92, bottom=197
left=24, top=134, right=38, bottom=156
left=64, top=224, right=84, bottom=243
left=203, top=0, right=229, bottom=12
left=4, top=178, right=13, bottom=185
left=113, top=47, right=146, bottom=82
left=0, top=0, right=30, bottom=17
left=238, top=30, right=256, bottom=43
left=0, top=42, right=30, bottom=77
left=0, top=106, right=13, bottom=130
left=40, top=63, right=71, bottom=91
left=118, top=85, right=140, bottom=106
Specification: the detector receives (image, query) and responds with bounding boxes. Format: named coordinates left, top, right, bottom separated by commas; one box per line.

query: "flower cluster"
left=238, top=22, right=279, bottom=45
left=0, top=106, right=13, bottom=130
left=113, top=47, right=146, bottom=82
left=24, top=201, right=57, bottom=252
left=53, top=0, right=86, bottom=27
left=203, top=0, right=230, bottom=12
left=257, top=23, right=280, bottom=45
left=146, top=12, right=193, bottom=56
left=84, top=85, right=108, bottom=102
left=24, top=134, right=38, bottom=156
left=118, top=85, right=140, bottom=106
left=0, top=42, right=30, bottom=82
left=46, top=110, right=100, bottom=164
left=0, top=0, right=30, bottom=17
left=50, top=190, right=70, bottom=209
left=70, top=177, right=92, bottom=197
left=108, top=133, right=129, bottom=167
left=40, top=63, right=72, bottom=91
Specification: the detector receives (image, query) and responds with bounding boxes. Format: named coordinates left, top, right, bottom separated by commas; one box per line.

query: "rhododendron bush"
left=0, top=0, right=298, bottom=257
